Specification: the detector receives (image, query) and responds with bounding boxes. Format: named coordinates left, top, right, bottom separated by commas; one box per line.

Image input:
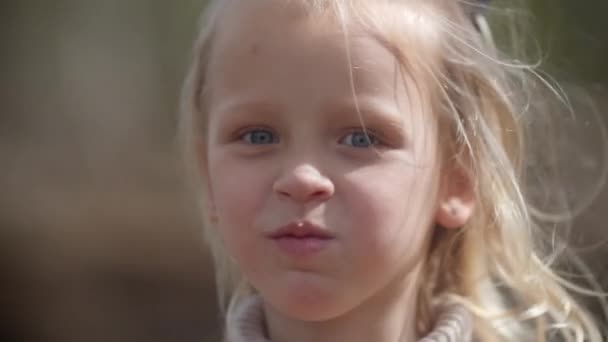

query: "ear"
left=435, top=164, right=475, bottom=229
left=195, top=138, right=218, bottom=223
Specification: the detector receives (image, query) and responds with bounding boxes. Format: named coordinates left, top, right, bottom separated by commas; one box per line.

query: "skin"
left=199, top=1, right=474, bottom=341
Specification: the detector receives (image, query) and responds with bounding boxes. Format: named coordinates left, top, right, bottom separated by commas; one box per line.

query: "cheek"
left=206, top=154, right=271, bottom=249
left=342, top=161, right=439, bottom=267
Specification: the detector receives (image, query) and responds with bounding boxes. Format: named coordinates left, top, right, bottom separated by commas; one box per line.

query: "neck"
left=264, top=262, right=424, bottom=342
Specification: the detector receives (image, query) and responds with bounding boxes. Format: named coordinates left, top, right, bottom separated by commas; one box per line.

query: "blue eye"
left=241, top=129, right=278, bottom=145
left=341, top=131, right=378, bottom=148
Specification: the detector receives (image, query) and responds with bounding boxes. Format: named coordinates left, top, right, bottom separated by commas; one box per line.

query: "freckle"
left=249, top=43, right=261, bottom=56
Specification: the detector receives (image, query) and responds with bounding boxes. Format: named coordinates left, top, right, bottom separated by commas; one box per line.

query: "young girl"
left=179, top=0, right=606, bottom=341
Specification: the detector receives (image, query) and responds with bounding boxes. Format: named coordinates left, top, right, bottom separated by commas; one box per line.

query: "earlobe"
left=436, top=198, right=474, bottom=229
left=435, top=166, right=475, bottom=229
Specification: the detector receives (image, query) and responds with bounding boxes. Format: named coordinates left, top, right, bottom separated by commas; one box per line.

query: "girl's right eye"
left=340, top=130, right=379, bottom=148
left=240, top=128, right=279, bottom=145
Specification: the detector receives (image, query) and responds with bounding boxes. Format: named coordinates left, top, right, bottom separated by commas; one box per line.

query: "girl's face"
left=203, top=2, right=448, bottom=321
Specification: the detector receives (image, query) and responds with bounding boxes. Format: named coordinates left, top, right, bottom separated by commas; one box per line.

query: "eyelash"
left=237, top=128, right=278, bottom=144
left=339, top=129, right=381, bottom=148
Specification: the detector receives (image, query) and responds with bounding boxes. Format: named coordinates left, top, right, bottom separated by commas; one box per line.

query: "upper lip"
left=268, top=221, right=335, bottom=239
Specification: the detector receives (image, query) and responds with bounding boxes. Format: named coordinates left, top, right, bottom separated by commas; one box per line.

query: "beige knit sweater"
left=225, top=296, right=473, bottom=342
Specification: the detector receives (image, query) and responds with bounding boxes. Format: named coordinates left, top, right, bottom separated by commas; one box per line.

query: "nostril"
left=313, top=190, right=325, bottom=197
left=274, top=180, right=334, bottom=202
left=276, top=188, right=328, bottom=199
left=310, top=190, right=327, bottom=200
left=277, top=189, right=291, bottom=198
left=312, top=183, right=334, bottom=199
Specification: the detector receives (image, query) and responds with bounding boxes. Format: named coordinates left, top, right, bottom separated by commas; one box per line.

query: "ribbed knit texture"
left=225, top=296, right=473, bottom=342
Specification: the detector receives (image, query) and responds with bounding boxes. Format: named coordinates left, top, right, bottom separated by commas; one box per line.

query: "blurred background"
left=0, top=1, right=607, bottom=341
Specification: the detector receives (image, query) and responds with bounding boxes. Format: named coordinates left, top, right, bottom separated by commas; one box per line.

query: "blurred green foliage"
left=487, top=0, right=608, bottom=83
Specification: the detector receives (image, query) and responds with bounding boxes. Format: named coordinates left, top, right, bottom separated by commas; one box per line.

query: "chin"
left=264, top=281, right=354, bottom=322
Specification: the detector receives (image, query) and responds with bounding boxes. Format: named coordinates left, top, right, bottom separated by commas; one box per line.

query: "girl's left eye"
left=340, top=130, right=379, bottom=148
left=240, top=128, right=279, bottom=145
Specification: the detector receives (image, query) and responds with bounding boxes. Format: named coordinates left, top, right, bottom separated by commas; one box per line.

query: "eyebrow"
left=325, top=97, right=410, bottom=145
left=211, top=96, right=404, bottom=120
left=210, top=97, right=278, bottom=119
left=326, top=97, right=405, bottom=126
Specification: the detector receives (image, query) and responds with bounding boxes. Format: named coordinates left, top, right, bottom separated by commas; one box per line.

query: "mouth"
left=267, top=221, right=335, bottom=257
left=268, top=221, right=335, bottom=240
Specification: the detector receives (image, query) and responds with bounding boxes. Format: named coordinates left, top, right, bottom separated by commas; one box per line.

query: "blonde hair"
left=179, top=0, right=607, bottom=340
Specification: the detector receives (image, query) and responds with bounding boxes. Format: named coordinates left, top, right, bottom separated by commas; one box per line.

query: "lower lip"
left=272, top=236, right=333, bottom=257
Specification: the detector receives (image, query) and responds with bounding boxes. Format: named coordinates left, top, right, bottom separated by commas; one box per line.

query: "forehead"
left=205, top=0, right=434, bottom=116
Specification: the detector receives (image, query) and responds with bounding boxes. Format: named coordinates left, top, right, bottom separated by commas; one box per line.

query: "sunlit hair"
left=178, top=0, right=607, bottom=340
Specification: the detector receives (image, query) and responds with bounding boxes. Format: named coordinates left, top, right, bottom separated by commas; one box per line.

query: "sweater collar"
left=225, top=296, right=473, bottom=342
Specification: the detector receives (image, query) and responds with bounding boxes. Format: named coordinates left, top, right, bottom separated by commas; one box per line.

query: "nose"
left=273, top=164, right=335, bottom=203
